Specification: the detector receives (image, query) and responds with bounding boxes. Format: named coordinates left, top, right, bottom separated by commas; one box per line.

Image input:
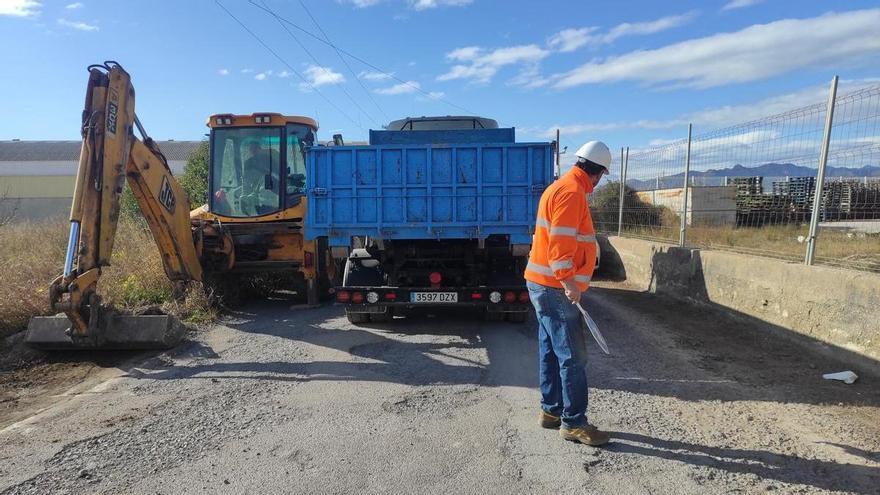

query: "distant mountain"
left=627, top=163, right=880, bottom=190
left=694, top=163, right=880, bottom=178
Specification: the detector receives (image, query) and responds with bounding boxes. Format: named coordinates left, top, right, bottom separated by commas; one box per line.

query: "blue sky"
left=1, top=0, right=879, bottom=157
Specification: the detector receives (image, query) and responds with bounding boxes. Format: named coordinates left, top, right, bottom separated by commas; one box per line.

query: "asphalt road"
left=1, top=283, right=879, bottom=494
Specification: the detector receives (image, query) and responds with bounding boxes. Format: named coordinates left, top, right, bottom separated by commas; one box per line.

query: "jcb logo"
left=107, top=89, right=119, bottom=136
left=159, top=176, right=176, bottom=214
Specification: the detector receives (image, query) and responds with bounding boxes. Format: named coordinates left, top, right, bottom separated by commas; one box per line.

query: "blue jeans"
left=527, top=280, right=588, bottom=428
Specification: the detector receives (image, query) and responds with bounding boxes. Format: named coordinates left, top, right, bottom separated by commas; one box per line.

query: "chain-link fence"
left=594, top=79, right=880, bottom=273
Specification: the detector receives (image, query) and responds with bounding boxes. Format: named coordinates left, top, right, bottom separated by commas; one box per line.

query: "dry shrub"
left=0, top=218, right=217, bottom=338
left=0, top=219, right=68, bottom=336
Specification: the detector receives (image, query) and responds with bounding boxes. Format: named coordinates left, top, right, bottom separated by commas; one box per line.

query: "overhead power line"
left=258, top=0, right=380, bottom=128
left=247, top=0, right=476, bottom=116
left=214, top=0, right=365, bottom=131
left=296, top=0, right=391, bottom=123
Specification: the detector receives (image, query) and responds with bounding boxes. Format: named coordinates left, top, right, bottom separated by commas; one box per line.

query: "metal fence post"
left=617, top=147, right=628, bottom=237
left=805, top=76, right=838, bottom=266
left=679, top=124, right=693, bottom=247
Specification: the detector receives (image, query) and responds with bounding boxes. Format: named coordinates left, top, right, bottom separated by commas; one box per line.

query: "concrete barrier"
left=600, top=235, right=880, bottom=366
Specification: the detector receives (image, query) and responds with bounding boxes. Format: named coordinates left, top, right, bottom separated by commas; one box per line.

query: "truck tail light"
left=503, top=291, right=516, bottom=303
left=518, top=291, right=530, bottom=303
left=384, top=292, right=397, bottom=301
left=471, top=292, right=483, bottom=300
left=429, top=272, right=442, bottom=285
left=351, top=291, right=364, bottom=304
left=336, top=290, right=350, bottom=303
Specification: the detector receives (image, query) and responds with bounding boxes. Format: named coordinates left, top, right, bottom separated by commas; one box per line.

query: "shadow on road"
left=607, top=431, right=880, bottom=494
left=129, top=304, right=535, bottom=389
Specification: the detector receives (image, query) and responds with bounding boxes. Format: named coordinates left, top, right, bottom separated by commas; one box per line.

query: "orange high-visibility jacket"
left=524, top=166, right=598, bottom=292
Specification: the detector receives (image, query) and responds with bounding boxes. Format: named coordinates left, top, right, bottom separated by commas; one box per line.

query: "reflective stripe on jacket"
left=524, top=166, right=598, bottom=292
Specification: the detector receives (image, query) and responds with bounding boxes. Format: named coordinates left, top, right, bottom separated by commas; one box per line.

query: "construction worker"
left=524, top=140, right=611, bottom=446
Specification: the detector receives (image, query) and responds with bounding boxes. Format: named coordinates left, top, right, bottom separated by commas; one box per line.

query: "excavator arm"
left=28, top=62, right=203, bottom=349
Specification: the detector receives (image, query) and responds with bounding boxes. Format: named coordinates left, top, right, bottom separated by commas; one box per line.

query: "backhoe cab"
left=191, top=113, right=331, bottom=305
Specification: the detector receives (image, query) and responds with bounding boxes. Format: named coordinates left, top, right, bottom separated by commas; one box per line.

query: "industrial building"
left=0, top=140, right=202, bottom=222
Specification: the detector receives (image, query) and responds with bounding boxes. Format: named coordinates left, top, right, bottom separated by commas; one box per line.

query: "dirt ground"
left=1, top=282, right=878, bottom=494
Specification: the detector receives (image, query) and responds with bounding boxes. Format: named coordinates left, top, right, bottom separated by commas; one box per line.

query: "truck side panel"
left=306, top=142, right=551, bottom=246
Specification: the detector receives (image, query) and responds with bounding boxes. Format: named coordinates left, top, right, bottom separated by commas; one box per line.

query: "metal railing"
left=593, top=78, right=880, bottom=273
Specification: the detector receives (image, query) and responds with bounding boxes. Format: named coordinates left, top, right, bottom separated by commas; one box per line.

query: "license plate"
left=410, top=292, right=458, bottom=303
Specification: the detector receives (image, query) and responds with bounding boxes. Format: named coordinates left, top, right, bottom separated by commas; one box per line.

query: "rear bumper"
left=337, top=286, right=531, bottom=313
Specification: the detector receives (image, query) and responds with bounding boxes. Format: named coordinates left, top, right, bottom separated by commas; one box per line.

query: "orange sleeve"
left=547, top=189, right=584, bottom=281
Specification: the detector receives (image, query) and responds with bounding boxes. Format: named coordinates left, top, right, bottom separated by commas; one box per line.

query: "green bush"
left=179, top=141, right=209, bottom=208
left=120, top=140, right=209, bottom=221
left=590, top=181, right=664, bottom=231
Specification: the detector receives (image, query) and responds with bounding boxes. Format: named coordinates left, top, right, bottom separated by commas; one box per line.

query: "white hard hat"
left=575, top=141, right=612, bottom=171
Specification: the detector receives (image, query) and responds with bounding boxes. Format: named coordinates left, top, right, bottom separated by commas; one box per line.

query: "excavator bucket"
left=25, top=314, right=184, bottom=350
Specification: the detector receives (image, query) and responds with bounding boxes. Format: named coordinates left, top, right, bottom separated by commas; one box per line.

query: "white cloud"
left=65, top=2, right=83, bottom=9
left=240, top=68, right=254, bottom=74
left=358, top=70, right=393, bottom=81
left=508, top=66, right=550, bottom=89
left=547, top=13, right=696, bottom=53
left=339, top=0, right=471, bottom=9
left=304, top=65, right=345, bottom=86
left=57, top=18, right=97, bottom=31
left=298, top=65, right=345, bottom=91
left=722, top=0, right=763, bottom=11
left=218, top=68, right=230, bottom=76
left=446, top=46, right=481, bottom=61
left=602, top=12, right=697, bottom=43
left=254, top=73, right=267, bottom=81
left=409, top=0, right=472, bottom=10
left=0, top=0, right=40, bottom=17
left=375, top=81, right=421, bottom=95
left=438, top=44, right=549, bottom=83
left=553, top=9, right=880, bottom=90
left=427, top=91, right=444, bottom=99
left=340, top=0, right=382, bottom=7
left=278, top=70, right=291, bottom=78
left=547, top=28, right=597, bottom=53
left=526, top=77, right=880, bottom=142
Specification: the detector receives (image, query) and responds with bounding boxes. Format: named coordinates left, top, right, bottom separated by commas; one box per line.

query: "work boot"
left=538, top=410, right=561, bottom=429
left=560, top=424, right=611, bottom=446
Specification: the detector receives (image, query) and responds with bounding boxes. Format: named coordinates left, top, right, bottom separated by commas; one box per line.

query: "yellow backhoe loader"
left=26, top=61, right=332, bottom=349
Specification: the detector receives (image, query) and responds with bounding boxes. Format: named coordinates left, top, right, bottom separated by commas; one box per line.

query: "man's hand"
left=560, top=278, right=581, bottom=304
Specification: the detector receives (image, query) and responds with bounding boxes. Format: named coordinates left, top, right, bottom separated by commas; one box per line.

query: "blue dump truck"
left=306, top=116, right=553, bottom=323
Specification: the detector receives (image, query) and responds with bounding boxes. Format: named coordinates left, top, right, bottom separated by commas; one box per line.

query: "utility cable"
left=296, top=0, right=391, bottom=123
left=247, top=0, right=476, bottom=115
left=258, top=0, right=380, bottom=128
left=215, top=0, right=364, bottom=131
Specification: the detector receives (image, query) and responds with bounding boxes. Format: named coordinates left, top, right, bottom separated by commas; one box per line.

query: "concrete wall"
left=601, top=235, right=880, bottom=366
left=635, top=186, right=736, bottom=227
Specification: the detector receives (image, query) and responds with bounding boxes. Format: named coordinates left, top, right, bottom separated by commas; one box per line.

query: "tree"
left=179, top=141, right=209, bottom=208
left=589, top=181, right=665, bottom=232
left=120, top=141, right=210, bottom=221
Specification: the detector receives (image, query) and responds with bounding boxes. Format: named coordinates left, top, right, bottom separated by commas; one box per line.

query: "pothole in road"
left=381, top=386, right=484, bottom=416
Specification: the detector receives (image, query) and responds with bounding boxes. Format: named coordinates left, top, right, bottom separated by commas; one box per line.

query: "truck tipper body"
left=305, top=117, right=553, bottom=323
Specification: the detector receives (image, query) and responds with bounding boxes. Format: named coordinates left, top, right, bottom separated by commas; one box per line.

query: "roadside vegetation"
left=0, top=142, right=216, bottom=341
